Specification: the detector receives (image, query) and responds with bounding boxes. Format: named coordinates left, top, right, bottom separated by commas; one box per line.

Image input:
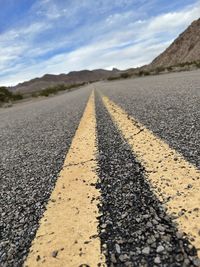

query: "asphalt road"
left=95, top=70, right=200, bottom=169
left=0, top=70, right=199, bottom=267
left=0, top=87, right=91, bottom=266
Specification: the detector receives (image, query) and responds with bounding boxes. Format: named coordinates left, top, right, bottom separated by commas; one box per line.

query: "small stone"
left=117, top=239, right=125, bottom=244
left=154, top=256, right=161, bottom=264
left=176, top=231, right=184, bottom=239
left=193, top=258, right=200, bottom=266
left=135, top=217, right=141, bottom=223
left=122, top=212, right=128, bottom=219
left=187, top=184, right=193, bottom=189
left=152, top=219, right=159, bottom=225
left=111, top=253, right=117, bottom=263
left=162, top=235, right=170, bottom=242
left=146, top=222, right=153, bottom=228
left=135, top=247, right=141, bottom=254
left=156, top=245, right=165, bottom=253
left=119, top=254, right=129, bottom=262
left=157, top=225, right=165, bottom=232
left=142, top=247, right=150, bottom=255
left=115, top=244, right=121, bottom=254
left=175, top=254, right=184, bottom=262
left=7, top=248, right=15, bottom=260
left=101, top=224, right=107, bottom=229
left=125, top=261, right=133, bottom=267
left=102, top=244, right=107, bottom=249
left=184, top=259, right=190, bottom=265
left=51, top=250, right=58, bottom=258
left=178, top=210, right=185, bottom=217
left=147, top=237, right=156, bottom=244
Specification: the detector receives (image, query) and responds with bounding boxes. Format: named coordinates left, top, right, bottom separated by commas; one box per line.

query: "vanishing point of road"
left=0, top=70, right=200, bottom=267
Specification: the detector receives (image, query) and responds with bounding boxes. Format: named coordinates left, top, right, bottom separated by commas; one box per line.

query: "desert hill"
left=150, top=18, right=200, bottom=68
left=11, top=69, right=119, bottom=93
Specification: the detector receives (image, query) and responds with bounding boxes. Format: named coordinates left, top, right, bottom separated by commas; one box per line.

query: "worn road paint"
left=25, top=92, right=105, bottom=267
left=102, top=95, right=200, bottom=256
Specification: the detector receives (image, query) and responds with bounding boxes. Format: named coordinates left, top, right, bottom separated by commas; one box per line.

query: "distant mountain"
left=10, top=18, right=200, bottom=94
left=11, top=69, right=120, bottom=94
left=150, top=18, right=200, bottom=68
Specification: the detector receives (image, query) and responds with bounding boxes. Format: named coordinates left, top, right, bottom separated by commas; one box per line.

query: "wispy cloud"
left=0, top=0, right=199, bottom=86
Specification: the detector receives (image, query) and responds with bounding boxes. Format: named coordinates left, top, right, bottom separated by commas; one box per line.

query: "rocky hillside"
left=11, top=69, right=119, bottom=94
left=150, top=18, right=200, bottom=68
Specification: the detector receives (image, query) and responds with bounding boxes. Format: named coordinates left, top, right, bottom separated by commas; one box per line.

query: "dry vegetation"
left=107, top=60, right=200, bottom=81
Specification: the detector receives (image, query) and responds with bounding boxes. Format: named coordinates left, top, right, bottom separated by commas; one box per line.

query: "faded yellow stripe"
left=25, top=92, right=105, bottom=267
left=102, top=96, right=200, bottom=256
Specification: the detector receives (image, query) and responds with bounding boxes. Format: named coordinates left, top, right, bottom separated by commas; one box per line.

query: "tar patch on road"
left=95, top=93, right=199, bottom=267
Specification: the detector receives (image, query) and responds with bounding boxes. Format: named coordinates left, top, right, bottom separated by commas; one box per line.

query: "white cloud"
left=0, top=21, right=51, bottom=73
left=0, top=0, right=200, bottom=86
left=147, top=4, right=200, bottom=32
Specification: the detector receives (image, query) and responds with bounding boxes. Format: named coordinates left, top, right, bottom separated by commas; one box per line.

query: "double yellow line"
left=25, top=91, right=200, bottom=267
left=102, top=96, right=200, bottom=256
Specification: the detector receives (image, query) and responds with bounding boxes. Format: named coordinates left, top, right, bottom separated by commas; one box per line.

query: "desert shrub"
left=137, top=70, right=150, bottom=76
left=175, top=61, right=200, bottom=69
left=0, top=87, right=23, bottom=102
left=31, top=92, right=39, bottom=97
left=120, top=72, right=131, bottom=79
left=195, top=61, right=200, bottom=68
left=39, top=82, right=86, bottom=97
left=166, top=66, right=173, bottom=71
left=155, top=67, right=165, bottom=73
left=12, top=93, right=23, bottom=101
left=137, top=71, right=143, bottom=76
left=175, top=62, right=192, bottom=68
left=107, top=76, right=120, bottom=81
left=143, top=70, right=150, bottom=76
left=39, top=87, right=57, bottom=97
left=0, top=87, right=12, bottom=102
left=55, top=84, right=67, bottom=91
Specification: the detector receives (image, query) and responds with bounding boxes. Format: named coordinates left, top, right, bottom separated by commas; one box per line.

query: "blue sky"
left=0, top=0, right=200, bottom=86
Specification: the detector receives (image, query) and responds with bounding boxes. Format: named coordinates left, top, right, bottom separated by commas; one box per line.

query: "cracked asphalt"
left=95, top=92, right=199, bottom=267
left=96, top=70, right=200, bottom=169
left=0, top=70, right=200, bottom=266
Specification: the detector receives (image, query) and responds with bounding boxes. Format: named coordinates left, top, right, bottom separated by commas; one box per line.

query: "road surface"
left=0, top=70, right=200, bottom=267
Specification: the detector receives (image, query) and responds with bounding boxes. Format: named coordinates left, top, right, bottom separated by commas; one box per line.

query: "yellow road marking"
left=25, top=92, right=106, bottom=267
left=102, top=95, right=200, bottom=256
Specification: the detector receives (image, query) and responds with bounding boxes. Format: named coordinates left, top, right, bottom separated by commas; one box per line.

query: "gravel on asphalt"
left=1, top=70, right=200, bottom=267
left=95, top=92, right=199, bottom=267
left=96, top=70, right=200, bottom=169
left=0, top=87, right=91, bottom=267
